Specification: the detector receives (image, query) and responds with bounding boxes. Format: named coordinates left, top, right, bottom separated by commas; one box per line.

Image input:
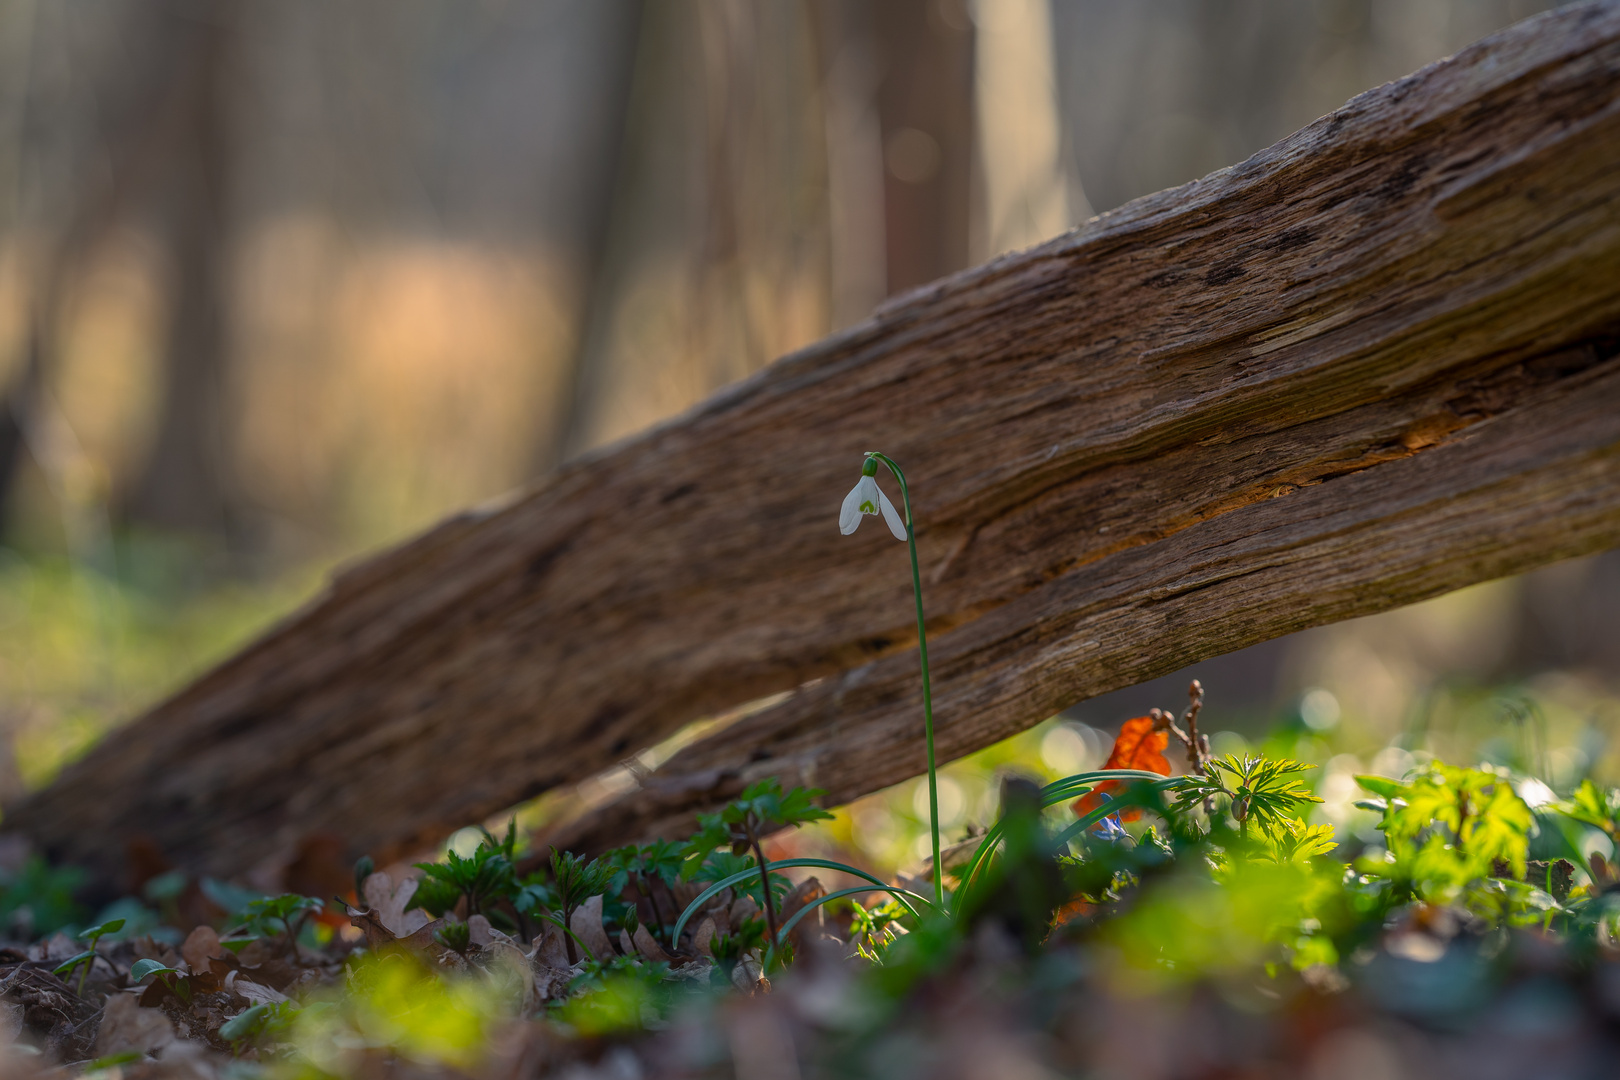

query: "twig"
left=1152, top=681, right=1213, bottom=812
left=1181, top=680, right=1209, bottom=774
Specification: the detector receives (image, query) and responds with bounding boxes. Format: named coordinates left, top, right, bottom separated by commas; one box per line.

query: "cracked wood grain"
left=9, top=2, right=1620, bottom=880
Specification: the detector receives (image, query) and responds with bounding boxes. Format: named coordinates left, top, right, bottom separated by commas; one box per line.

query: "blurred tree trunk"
left=0, top=0, right=188, bottom=535
left=869, top=0, right=976, bottom=295
left=122, top=2, right=241, bottom=541
left=537, top=0, right=645, bottom=472
left=544, top=0, right=831, bottom=466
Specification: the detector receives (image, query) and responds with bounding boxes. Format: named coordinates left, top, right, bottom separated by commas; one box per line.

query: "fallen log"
left=10, top=2, right=1620, bottom=880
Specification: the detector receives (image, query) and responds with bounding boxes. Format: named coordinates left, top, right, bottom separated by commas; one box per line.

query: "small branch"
left=1150, top=680, right=1210, bottom=778
left=1182, top=680, right=1209, bottom=775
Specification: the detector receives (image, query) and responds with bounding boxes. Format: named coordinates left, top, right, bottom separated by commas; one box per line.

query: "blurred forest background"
left=0, top=0, right=1611, bottom=874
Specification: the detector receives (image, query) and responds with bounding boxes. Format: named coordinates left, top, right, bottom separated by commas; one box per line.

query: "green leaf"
left=219, top=1004, right=272, bottom=1043
left=129, top=958, right=180, bottom=983
left=81, top=1051, right=142, bottom=1072
left=219, top=1000, right=298, bottom=1046
left=51, top=950, right=95, bottom=977
left=1257, top=818, right=1339, bottom=863
left=80, top=918, right=125, bottom=942
left=1559, top=779, right=1620, bottom=833
left=1354, top=775, right=1404, bottom=799
left=1464, top=780, right=1533, bottom=880
left=406, top=874, right=463, bottom=917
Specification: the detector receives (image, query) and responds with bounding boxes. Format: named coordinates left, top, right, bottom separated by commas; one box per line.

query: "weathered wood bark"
left=10, top=3, right=1620, bottom=881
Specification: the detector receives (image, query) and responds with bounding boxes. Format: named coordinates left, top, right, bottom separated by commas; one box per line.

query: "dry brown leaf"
left=466, top=914, right=496, bottom=948
left=342, top=905, right=397, bottom=951
left=223, top=971, right=290, bottom=1007
left=570, top=895, right=615, bottom=962
left=530, top=923, right=570, bottom=970
left=779, top=877, right=826, bottom=947
left=730, top=894, right=761, bottom=929
left=693, top=917, right=717, bottom=959
left=531, top=963, right=574, bottom=1002
left=489, top=947, right=539, bottom=1012
left=362, top=871, right=432, bottom=938
left=92, top=994, right=175, bottom=1058
left=1074, top=716, right=1171, bottom=823
left=632, top=925, right=675, bottom=964
left=181, top=927, right=225, bottom=973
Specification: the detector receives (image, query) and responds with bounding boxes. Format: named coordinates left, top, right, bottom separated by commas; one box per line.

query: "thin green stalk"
left=865, top=451, right=941, bottom=909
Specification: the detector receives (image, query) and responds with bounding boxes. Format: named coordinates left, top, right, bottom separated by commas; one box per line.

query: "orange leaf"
left=1073, top=716, right=1171, bottom=823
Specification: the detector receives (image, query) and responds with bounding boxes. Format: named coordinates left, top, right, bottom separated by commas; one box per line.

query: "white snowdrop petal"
left=878, top=489, right=907, bottom=540
left=839, top=483, right=865, bottom=534
left=855, top=475, right=881, bottom=512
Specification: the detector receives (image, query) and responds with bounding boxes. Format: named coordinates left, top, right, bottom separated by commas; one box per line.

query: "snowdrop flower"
left=838, top=450, right=943, bottom=907
left=839, top=460, right=907, bottom=540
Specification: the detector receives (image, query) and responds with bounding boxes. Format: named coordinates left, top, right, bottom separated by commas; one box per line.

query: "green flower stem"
left=865, top=451, right=942, bottom=909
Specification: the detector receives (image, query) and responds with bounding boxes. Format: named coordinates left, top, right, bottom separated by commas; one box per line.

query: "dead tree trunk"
left=9, top=3, right=1620, bottom=882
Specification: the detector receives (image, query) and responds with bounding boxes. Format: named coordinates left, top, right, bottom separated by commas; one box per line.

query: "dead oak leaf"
left=1073, top=716, right=1170, bottom=823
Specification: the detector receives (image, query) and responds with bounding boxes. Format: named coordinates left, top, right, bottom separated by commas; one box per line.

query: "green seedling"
left=433, top=919, right=472, bottom=954
left=541, top=850, right=615, bottom=964
left=235, top=894, right=323, bottom=963
left=1171, top=754, right=1324, bottom=839
left=129, top=958, right=191, bottom=1004
left=218, top=999, right=298, bottom=1053
left=605, top=840, right=686, bottom=946
left=680, top=778, right=834, bottom=948
left=1356, top=763, right=1533, bottom=903
left=708, top=916, right=766, bottom=986
left=51, top=917, right=126, bottom=995
left=674, top=781, right=931, bottom=966
left=410, top=821, right=520, bottom=919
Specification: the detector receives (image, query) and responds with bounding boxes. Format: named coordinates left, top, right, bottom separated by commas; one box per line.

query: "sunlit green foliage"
left=1102, top=858, right=1350, bottom=989
left=1558, top=778, right=1620, bottom=841
left=1256, top=817, right=1339, bottom=864
left=1357, top=763, right=1533, bottom=898
left=1171, top=754, right=1324, bottom=834
left=290, top=953, right=509, bottom=1073
left=553, top=956, right=674, bottom=1036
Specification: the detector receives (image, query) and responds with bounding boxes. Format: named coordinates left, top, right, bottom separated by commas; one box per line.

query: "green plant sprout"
left=679, top=778, right=833, bottom=945
left=129, top=958, right=191, bottom=1004
left=1171, top=755, right=1324, bottom=839
left=840, top=451, right=942, bottom=907
left=605, top=840, right=685, bottom=946
left=218, top=999, right=298, bottom=1052
left=434, top=919, right=473, bottom=954
left=410, top=821, right=520, bottom=919
left=543, top=850, right=615, bottom=964
left=235, top=894, right=323, bottom=963
left=51, top=917, right=124, bottom=994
